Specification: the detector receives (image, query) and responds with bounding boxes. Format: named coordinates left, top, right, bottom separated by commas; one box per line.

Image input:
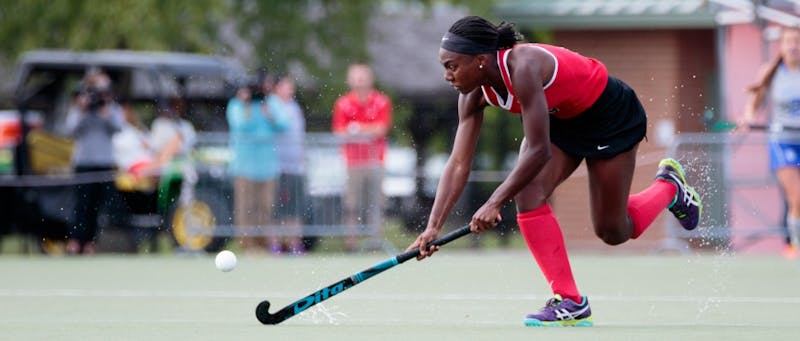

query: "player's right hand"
left=406, top=228, right=440, bottom=261
left=735, top=118, right=752, bottom=133
left=735, top=111, right=757, bottom=134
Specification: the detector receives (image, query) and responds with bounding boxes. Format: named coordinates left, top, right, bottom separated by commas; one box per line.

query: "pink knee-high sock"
left=517, top=204, right=581, bottom=303
left=627, top=179, right=677, bottom=239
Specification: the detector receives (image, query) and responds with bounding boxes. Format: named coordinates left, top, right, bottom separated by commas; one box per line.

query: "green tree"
left=0, top=0, right=512, bottom=145
left=0, top=0, right=225, bottom=57
left=231, top=0, right=376, bottom=130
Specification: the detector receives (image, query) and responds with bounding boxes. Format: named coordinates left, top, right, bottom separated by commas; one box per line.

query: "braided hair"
left=447, top=16, right=523, bottom=51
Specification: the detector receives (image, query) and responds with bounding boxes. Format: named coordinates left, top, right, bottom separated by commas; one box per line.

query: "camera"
left=249, top=83, right=266, bottom=101
left=82, top=86, right=110, bottom=111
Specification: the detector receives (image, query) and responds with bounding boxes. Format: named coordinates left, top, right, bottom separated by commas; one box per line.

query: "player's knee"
left=594, top=226, right=629, bottom=245
left=786, top=194, right=800, bottom=211
left=514, top=193, right=548, bottom=213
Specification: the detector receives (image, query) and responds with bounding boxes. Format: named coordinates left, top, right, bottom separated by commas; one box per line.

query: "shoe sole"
left=524, top=317, right=594, bottom=327
left=659, top=158, right=703, bottom=230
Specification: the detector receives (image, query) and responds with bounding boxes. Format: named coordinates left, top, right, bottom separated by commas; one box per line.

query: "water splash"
left=675, top=154, right=734, bottom=322
left=299, top=302, right=348, bottom=325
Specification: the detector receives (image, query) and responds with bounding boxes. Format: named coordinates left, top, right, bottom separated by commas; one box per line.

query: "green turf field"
left=1, top=250, right=799, bottom=340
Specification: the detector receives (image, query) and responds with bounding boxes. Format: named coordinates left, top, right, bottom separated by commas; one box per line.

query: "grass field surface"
left=2, top=249, right=799, bottom=340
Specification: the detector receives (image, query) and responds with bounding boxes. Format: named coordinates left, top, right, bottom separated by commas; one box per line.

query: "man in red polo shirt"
left=332, top=63, right=392, bottom=252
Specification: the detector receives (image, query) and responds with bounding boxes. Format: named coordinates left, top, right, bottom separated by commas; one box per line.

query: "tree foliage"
left=0, top=0, right=519, bottom=161
left=233, top=0, right=372, bottom=74
left=230, top=0, right=376, bottom=129
left=0, top=0, right=225, bottom=57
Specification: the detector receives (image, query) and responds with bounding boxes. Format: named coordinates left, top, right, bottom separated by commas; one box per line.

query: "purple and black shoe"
left=524, top=295, right=593, bottom=327
left=655, top=158, right=702, bottom=230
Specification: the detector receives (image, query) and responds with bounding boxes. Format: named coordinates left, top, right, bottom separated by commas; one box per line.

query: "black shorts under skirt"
left=548, top=76, right=647, bottom=159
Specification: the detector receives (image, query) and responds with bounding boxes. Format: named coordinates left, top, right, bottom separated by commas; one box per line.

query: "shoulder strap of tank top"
left=497, top=48, right=515, bottom=97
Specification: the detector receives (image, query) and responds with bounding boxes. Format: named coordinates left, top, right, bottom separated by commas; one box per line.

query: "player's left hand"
left=471, top=203, right=501, bottom=233
left=406, top=227, right=441, bottom=260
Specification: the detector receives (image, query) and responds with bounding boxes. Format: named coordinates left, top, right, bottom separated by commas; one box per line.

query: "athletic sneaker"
left=524, top=295, right=593, bottom=327
left=656, top=158, right=702, bottom=230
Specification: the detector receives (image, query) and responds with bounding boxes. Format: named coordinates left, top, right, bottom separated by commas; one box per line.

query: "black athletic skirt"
left=548, top=76, right=647, bottom=159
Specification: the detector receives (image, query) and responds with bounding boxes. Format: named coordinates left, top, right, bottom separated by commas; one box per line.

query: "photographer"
left=62, top=69, right=124, bottom=254
left=227, top=75, right=288, bottom=254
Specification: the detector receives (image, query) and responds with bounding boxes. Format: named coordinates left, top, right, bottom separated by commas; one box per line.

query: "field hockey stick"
left=255, top=224, right=472, bottom=325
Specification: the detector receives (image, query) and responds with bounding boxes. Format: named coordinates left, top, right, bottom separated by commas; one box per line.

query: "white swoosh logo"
left=597, top=145, right=610, bottom=150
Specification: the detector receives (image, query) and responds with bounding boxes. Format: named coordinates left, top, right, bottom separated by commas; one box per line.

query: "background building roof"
left=368, top=3, right=468, bottom=97
left=494, top=0, right=715, bottom=30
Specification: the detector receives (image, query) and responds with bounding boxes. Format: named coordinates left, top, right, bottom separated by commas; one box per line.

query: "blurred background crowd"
left=0, top=0, right=799, bottom=257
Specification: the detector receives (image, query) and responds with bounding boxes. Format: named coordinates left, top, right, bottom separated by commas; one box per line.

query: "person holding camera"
left=227, top=75, right=289, bottom=254
left=63, top=69, right=124, bottom=254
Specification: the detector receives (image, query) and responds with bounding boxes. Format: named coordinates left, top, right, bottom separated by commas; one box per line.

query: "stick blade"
left=255, top=300, right=283, bottom=325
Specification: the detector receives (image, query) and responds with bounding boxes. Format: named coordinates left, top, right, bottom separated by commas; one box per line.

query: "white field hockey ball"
left=215, top=250, right=237, bottom=272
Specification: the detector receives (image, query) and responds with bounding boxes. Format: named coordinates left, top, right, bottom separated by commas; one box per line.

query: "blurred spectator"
left=151, top=97, right=197, bottom=167
left=62, top=69, right=124, bottom=254
left=741, top=26, right=800, bottom=259
left=111, top=101, right=161, bottom=250
left=149, top=96, right=198, bottom=239
left=272, top=75, right=307, bottom=255
left=112, top=100, right=156, bottom=177
left=227, top=77, right=288, bottom=254
left=332, top=63, right=392, bottom=251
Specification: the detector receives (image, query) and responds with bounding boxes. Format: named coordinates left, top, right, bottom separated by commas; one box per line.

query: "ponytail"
left=496, top=22, right=522, bottom=49
left=748, top=55, right=782, bottom=94
left=749, top=25, right=800, bottom=93
left=443, top=16, right=523, bottom=55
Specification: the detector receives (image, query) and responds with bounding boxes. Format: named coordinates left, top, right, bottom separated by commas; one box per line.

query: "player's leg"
left=771, top=142, right=800, bottom=258
left=776, top=166, right=800, bottom=251
left=68, top=182, right=88, bottom=254
left=653, top=158, right=702, bottom=230
left=365, top=165, right=385, bottom=250
left=83, top=180, right=113, bottom=254
left=256, top=179, right=279, bottom=253
left=234, top=177, right=257, bottom=252
left=515, top=142, right=591, bottom=327
left=69, top=171, right=97, bottom=254
left=587, top=147, right=701, bottom=244
left=280, top=174, right=306, bottom=254
left=343, top=167, right=367, bottom=252
left=585, top=145, right=640, bottom=244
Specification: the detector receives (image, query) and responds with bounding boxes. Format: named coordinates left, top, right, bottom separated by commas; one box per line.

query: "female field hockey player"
left=741, top=26, right=800, bottom=259
left=406, top=16, right=702, bottom=327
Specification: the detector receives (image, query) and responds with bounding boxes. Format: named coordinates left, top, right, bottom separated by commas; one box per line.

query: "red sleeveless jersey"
left=480, top=43, right=608, bottom=119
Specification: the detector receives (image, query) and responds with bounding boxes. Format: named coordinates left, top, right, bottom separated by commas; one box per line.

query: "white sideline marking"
left=1, top=289, right=799, bottom=304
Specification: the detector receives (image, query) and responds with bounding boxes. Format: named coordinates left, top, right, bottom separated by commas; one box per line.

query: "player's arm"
left=409, top=89, right=485, bottom=257
left=428, top=91, right=485, bottom=230
left=741, top=63, right=772, bottom=130
left=226, top=99, right=250, bottom=129
left=331, top=99, right=349, bottom=136
left=358, top=96, right=393, bottom=136
left=264, top=98, right=289, bottom=132
left=340, top=96, right=392, bottom=137
left=472, top=47, right=553, bottom=230
left=357, top=122, right=389, bottom=136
